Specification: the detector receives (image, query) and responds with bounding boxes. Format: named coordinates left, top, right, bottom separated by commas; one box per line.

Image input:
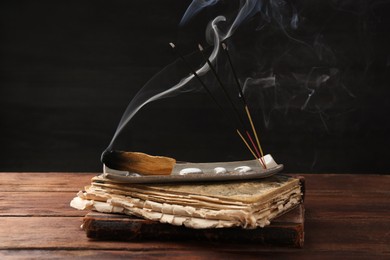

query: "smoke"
left=106, top=0, right=372, bottom=157
left=106, top=54, right=203, bottom=150
left=106, top=0, right=279, bottom=151
left=180, top=0, right=220, bottom=26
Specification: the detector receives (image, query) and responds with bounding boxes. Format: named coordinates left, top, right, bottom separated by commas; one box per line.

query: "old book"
left=71, top=175, right=304, bottom=229
left=82, top=203, right=304, bottom=247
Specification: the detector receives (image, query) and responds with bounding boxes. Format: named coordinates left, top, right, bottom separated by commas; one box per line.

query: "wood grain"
left=0, top=172, right=96, bottom=192
left=0, top=216, right=389, bottom=256
left=0, top=172, right=389, bottom=258
left=0, top=192, right=86, bottom=217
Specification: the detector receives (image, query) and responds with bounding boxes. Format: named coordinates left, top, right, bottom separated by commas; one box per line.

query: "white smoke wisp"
left=242, top=76, right=276, bottom=128
left=107, top=73, right=195, bottom=150
left=203, top=0, right=263, bottom=63
left=106, top=0, right=304, bottom=150
left=106, top=1, right=266, bottom=150
left=180, top=0, right=219, bottom=26
left=223, top=0, right=262, bottom=40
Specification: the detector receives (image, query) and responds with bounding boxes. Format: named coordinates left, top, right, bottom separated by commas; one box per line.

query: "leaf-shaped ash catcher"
left=101, top=150, right=283, bottom=184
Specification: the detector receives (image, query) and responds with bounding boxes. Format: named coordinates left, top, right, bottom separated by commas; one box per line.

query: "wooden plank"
left=305, top=192, right=390, bottom=220
left=0, top=192, right=87, bottom=217
left=0, top=249, right=268, bottom=260
left=0, top=216, right=389, bottom=257
left=0, top=172, right=96, bottom=192
left=302, top=174, right=390, bottom=194
left=0, top=249, right=387, bottom=259
left=303, top=218, right=390, bottom=253
left=1, top=173, right=390, bottom=258
left=0, top=217, right=184, bottom=250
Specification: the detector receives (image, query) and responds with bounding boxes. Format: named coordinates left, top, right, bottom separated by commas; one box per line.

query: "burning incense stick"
left=222, top=42, right=266, bottom=168
left=246, top=130, right=262, bottom=159
left=169, top=42, right=258, bottom=161
left=197, top=44, right=247, bottom=129
left=198, top=44, right=265, bottom=168
left=236, top=130, right=258, bottom=160
left=169, top=43, right=221, bottom=111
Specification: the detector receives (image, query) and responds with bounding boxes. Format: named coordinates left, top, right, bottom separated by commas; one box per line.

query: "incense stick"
left=236, top=130, right=258, bottom=160
left=222, top=42, right=266, bottom=168
left=246, top=130, right=261, bottom=158
left=198, top=44, right=247, bottom=130
left=169, top=42, right=258, bottom=161
left=198, top=44, right=266, bottom=167
left=171, top=43, right=226, bottom=108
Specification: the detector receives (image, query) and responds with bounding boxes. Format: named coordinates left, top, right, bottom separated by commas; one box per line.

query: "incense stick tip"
left=222, top=42, right=227, bottom=50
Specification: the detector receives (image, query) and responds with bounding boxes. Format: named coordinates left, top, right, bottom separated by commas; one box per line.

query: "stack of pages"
left=71, top=174, right=303, bottom=229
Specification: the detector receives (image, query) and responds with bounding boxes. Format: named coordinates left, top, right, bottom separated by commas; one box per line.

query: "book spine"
left=83, top=212, right=304, bottom=248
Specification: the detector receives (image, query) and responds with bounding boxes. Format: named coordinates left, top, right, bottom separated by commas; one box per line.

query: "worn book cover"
left=82, top=203, right=304, bottom=247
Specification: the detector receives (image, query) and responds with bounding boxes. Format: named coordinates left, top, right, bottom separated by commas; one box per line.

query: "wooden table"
left=1, top=173, right=389, bottom=259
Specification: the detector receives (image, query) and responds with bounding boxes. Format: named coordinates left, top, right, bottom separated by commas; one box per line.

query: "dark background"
left=1, top=0, right=389, bottom=173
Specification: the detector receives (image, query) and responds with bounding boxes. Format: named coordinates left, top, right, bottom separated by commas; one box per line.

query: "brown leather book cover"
left=82, top=203, right=304, bottom=247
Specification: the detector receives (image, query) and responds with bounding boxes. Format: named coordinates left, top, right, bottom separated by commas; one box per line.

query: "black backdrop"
left=1, top=0, right=389, bottom=173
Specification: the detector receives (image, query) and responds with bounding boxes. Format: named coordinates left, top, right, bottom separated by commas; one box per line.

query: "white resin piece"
left=234, top=166, right=252, bottom=173
left=262, top=154, right=278, bottom=168
left=213, top=167, right=227, bottom=174
left=103, top=164, right=142, bottom=177
left=179, top=168, right=203, bottom=175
